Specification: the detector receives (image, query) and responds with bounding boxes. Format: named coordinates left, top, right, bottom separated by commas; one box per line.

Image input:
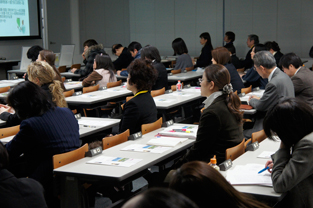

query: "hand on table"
left=248, top=95, right=260, bottom=101
left=71, top=68, right=77, bottom=73
left=265, top=160, right=273, bottom=173
left=0, top=105, right=14, bottom=114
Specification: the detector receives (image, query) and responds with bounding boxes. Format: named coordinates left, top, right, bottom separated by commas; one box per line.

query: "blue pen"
left=258, top=167, right=269, bottom=174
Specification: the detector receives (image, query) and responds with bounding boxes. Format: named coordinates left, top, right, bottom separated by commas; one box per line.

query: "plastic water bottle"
left=210, top=156, right=220, bottom=171
left=176, top=80, right=182, bottom=92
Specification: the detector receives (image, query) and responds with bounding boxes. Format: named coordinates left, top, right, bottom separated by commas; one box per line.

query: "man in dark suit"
left=280, top=53, right=313, bottom=107
left=241, top=34, right=259, bottom=70
left=244, top=51, right=294, bottom=139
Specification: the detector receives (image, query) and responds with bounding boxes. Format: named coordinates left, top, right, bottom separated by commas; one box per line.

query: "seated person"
left=141, top=45, right=168, bottom=90
left=265, top=41, right=283, bottom=69
left=112, top=44, right=133, bottom=71
left=71, top=39, right=107, bottom=79
left=241, top=34, right=259, bottom=69
left=169, top=161, right=269, bottom=208
left=226, top=45, right=242, bottom=69
left=223, top=31, right=236, bottom=54
left=82, top=53, right=117, bottom=88
left=194, top=32, right=213, bottom=68
left=24, top=45, right=43, bottom=80
left=118, top=41, right=142, bottom=76
left=0, top=61, right=67, bottom=126
left=211, top=47, right=244, bottom=93
left=242, top=44, right=268, bottom=89
left=119, top=59, right=158, bottom=135
left=173, top=64, right=243, bottom=167
left=0, top=142, right=47, bottom=208
left=122, top=188, right=198, bottom=208
left=280, top=53, right=313, bottom=108
left=264, top=98, right=313, bottom=208
left=310, top=46, right=313, bottom=58
left=5, top=81, right=80, bottom=206
left=172, top=38, right=193, bottom=71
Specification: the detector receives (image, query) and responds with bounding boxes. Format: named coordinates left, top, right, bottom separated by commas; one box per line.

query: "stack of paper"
left=121, top=144, right=172, bottom=154
left=87, top=156, right=142, bottom=167
left=147, top=136, right=188, bottom=147
left=78, top=119, right=116, bottom=127
left=158, top=125, right=198, bottom=139
left=226, top=163, right=272, bottom=187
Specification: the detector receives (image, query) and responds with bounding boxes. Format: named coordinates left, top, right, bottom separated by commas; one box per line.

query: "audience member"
left=172, top=38, right=193, bottom=71
left=82, top=53, right=117, bottom=88
left=244, top=51, right=294, bottom=139
left=119, top=59, right=158, bottom=134
left=194, top=32, right=213, bottom=68
left=170, top=161, right=270, bottom=208
left=173, top=64, right=243, bottom=166
left=211, top=47, right=244, bottom=93
left=263, top=98, right=313, bottom=208
left=118, top=41, right=142, bottom=76
left=223, top=31, right=236, bottom=54
left=122, top=188, right=198, bottom=208
left=280, top=53, right=313, bottom=107
left=309, top=46, right=313, bottom=58
left=241, top=34, right=259, bottom=69
left=264, top=41, right=283, bottom=69
left=27, top=45, right=43, bottom=62
left=5, top=81, right=80, bottom=207
left=225, top=45, right=242, bottom=69
left=141, top=45, right=168, bottom=90
left=242, top=44, right=268, bottom=89
left=112, top=44, right=134, bottom=71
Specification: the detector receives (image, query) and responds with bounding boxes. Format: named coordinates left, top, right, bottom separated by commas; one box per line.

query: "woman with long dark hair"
left=195, top=32, right=213, bottom=68
left=172, top=38, right=193, bottom=71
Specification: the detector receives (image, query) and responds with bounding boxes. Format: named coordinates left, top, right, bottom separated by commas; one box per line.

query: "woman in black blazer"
left=194, top=32, right=213, bottom=68
left=119, top=59, right=158, bottom=135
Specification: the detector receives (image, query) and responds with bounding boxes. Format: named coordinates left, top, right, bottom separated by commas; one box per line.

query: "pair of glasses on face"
left=198, top=78, right=211, bottom=83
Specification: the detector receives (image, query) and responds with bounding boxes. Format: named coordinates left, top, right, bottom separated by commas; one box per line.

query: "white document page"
left=147, top=136, right=188, bottom=147
left=87, top=156, right=142, bottom=167
left=121, top=144, right=172, bottom=154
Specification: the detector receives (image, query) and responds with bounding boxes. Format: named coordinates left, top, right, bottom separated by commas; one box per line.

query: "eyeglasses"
left=198, top=78, right=211, bottom=83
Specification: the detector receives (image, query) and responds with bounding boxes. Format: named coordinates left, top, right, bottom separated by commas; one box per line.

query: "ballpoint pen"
left=258, top=166, right=269, bottom=174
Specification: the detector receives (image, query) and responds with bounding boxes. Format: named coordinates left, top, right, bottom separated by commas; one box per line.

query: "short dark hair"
left=225, top=45, right=236, bottom=55
left=225, top=31, right=235, bottom=42
left=0, top=142, right=9, bottom=169
left=83, top=39, right=98, bottom=47
left=264, top=41, right=281, bottom=52
left=172, top=38, right=188, bottom=55
left=7, top=81, right=54, bottom=120
left=140, top=45, right=161, bottom=62
left=27, top=45, right=43, bottom=62
left=279, top=52, right=302, bottom=69
left=112, top=44, right=123, bottom=54
left=94, top=54, right=115, bottom=80
left=264, top=98, right=313, bottom=147
left=128, top=41, right=142, bottom=53
left=248, top=34, right=259, bottom=45
left=254, top=44, right=268, bottom=53
left=212, top=47, right=231, bottom=65
left=127, top=59, right=157, bottom=91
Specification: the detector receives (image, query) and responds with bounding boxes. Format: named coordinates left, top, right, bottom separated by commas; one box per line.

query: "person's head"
left=211, top=47, right=231, bottom=65
left=83, top=39, right=98, bottom=52
left=264, top=41, right=281, bottom=53
left=253, top=51, right=277, bottom=79
left=172, top=38, right=188, bottom=55
left=93, top=53, right=115, bottom=80
left=126, top=59, right=157, bottom=93
left=201, top=64, right=242, bottom=122
left=247, top=34, right=259, bottom=48
left=7, top=81, right=53, bottom=120
left=112, top=44, right=124, bottom=56
left=279, top=53, right=302, bottom=77
left=169, top=161, right=269, bottom=208
left=37, top=50, right=56, bottom=67
left=27, top=45, right=43, bottom=62
left=264, top=98, right=313, bottom=147
left=128, top=41, right=142, bottom=58
left=140, top=45, right=161, bottom=62
left=250, top=44, right=268, bottom=59
left=122, top=188, right=198, bottom=208
left=224, top=31, right=235, bottom=43
left=27, top=61, right=67, bottom=107
left=0, top=142, right=9, bottom=170
left=199, top=32, right=213, bottom=48
left=225, top=45, right=236, bottom=55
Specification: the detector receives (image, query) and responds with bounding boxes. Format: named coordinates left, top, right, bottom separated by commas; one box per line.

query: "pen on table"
left=258, top=167, right=269, bottom=174
left=83, top=125, right=97, bottom=128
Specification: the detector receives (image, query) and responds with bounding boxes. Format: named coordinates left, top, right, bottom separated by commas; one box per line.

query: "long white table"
left=0, top=79, right=24, bottom=88
left=167, top=71, right=203, bottom=82
left=64, top=81, right=83, bottom=91
left=61, top=72, right=81, bottom=79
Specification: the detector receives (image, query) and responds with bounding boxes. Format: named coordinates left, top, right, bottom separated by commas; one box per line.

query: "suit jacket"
left=152, top=62, right=168, bottom=90
left=224, top=42, right=236, bottom=54
left=271, top=132, right=313, bottom=208
left=0, top=169, right=47, bottom=208
left=291, top=67, right=313, bottom=107
left=113, top=47, right=134, bottom=71
left=241, top=47, right=254, bottom=69
left=245, top=68, right=294, bottom=138
left=119, top=92, right=157, bottom=135
left=195, top=43, right=213, bottom=68
left=224, top=63, right=244, bottom=93
left=174, top=95, right=243, bottom=167
left=274, top=51, right=284, bottom=69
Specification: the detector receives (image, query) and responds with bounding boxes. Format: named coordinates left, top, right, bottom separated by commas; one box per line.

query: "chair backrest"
left=200, top=107, right=205, bottom=114
left=58, top=65, right=67, bottom=73
left=83, top=84, right=99, bottom=94
left=151, top=87, right=165, bottom=97
left=241, top=85, right=252, bottom=94
left=63, top=89, right=75, bottom=97
left=102, top=129, right=130, bottom=150
left=0, top=86, right=10, bottom=93
left=225, top=139, right=245, bottom=161
left=0, top=125, right=20, bottom=139
left=244, top=138, right=251, bottom=150
left=53, top=144, right=88, bottom=169
left=171, top=69, right=181, bottom=74
left=121, top=68, right=127, bottom=71
left=61, top=77, right=66, bottom=82
left=141, top=117, right=163, bottom=135
left=251, top=129, right=267, bottom=143
left=237, top=68, right=245, bottom=73
left=185, top=66, right=194, bottom=71
left=126, top=96, right=133, bottom=102
left=107, top=80, right=122, bottom=88
left=71, top=64, right=81, bottom=69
